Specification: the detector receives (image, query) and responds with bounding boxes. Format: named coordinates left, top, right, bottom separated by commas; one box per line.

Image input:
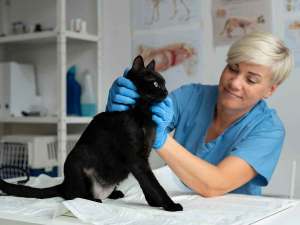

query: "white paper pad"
left=63, top=166, right=299, bottom=225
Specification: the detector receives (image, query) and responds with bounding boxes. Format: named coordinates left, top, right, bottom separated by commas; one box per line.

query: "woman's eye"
left=228, top=65, right=239, bottom=73
left=247, top=78, right=258, bottom=84
left=247, top=79, right=256, bottom=84
left=153, top=81, right=159, bottom=87
left=247, top=75, right=260, bottom=84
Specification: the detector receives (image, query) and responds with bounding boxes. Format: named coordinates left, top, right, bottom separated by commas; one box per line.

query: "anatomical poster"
left=131, top=0, right=202, bottom=30
left=283, top=0, right=300, bottom=67
left=212, top=0, right=272, bottom=46
left=132, top=26, right=203, bottom=92
left=284, top=0, right=300, bottom=12
left=131, top=0, right=204, bottom=91
left=284, top=18, right=300, bottom=66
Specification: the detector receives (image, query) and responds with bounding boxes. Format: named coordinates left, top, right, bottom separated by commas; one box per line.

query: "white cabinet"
left=0, top=0, right=102, bottom=175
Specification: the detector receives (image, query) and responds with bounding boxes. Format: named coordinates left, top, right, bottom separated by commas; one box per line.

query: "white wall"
left=101, top=0, right=132, bottom=110
left=101, top=0, right=300, bottom=197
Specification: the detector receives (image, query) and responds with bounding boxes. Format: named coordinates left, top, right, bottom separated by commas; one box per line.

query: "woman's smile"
left=223, top=86, right=242, bottom=99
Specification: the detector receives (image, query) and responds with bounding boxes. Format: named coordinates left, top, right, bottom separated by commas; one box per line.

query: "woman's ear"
left=264, top=84, right=278, bottom=98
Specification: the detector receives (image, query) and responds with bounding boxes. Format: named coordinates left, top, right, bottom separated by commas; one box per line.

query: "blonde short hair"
left=227, top=32, right=294, bottom=85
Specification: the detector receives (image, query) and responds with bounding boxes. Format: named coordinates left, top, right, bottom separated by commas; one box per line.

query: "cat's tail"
left=0, top=178, right=63, bottom=198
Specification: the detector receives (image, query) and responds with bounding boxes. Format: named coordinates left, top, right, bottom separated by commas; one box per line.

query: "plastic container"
left=67, top=65, right=81, bottom=116
left=80, top=71, right=97, bottom=116
left=0, top=135, right=80, bottom=179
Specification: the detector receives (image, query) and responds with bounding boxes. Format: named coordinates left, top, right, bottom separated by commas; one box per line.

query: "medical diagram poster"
left=131, top=0, right=202, bottom=30
left=130, top=0, right=204, bottom=92
left=283, top=0, right=300, bottom=67
left=212, top=0, right=272, bottom=46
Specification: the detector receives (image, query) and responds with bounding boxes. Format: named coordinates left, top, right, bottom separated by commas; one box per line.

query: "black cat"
left=0, top=55, right=183, bottom=212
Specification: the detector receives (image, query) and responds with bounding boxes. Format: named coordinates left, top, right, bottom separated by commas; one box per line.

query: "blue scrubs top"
left=168, top=83, right=285, bottom=195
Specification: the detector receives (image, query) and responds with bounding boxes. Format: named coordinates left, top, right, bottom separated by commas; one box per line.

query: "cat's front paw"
left=107, top=190, right=124, bottom=199
left=92, top=198, right=102, bottom=203
left=163, top=203, right=183, bottom=212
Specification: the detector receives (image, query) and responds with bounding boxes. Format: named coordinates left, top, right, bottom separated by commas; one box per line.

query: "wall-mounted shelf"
left=0, top=0, right=102, bottom=175
left=66, top=116, right=93, bottom=124
left=0, top=116, right=93, bottom=124
left=0, top=31, right=57, bottom=44
left=65, top=31, right=99, bottom=42
left=0, top=116, right=58, bottom=124
left=0, top=30, right=99, bottom=44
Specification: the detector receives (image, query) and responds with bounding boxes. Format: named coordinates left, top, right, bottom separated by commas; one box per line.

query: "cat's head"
left=126, top=55, right=168, bottom=103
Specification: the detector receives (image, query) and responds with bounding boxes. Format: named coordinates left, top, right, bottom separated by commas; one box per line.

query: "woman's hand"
left=106, top=69, right=140, bottom=112
left=151, top=97, right=174, bottom=150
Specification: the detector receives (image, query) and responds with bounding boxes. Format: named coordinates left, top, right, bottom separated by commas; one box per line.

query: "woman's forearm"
left=156, top=135, right=233, bottom=197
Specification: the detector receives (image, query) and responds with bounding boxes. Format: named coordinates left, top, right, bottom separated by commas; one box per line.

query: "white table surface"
left=0, top=172, right=299, bottom=225
left=254, top=201, right=300, bottom=225
left=0, top=212, right=89, bottom=225
left=0, top=199, right=299, bottom=225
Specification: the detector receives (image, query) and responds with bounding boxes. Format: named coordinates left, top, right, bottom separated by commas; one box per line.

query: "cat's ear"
left=132, top=55, right=145, bottom=71
left=146, top=60, right=155, bottom=71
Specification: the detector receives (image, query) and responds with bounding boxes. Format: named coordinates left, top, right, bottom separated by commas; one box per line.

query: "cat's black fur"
left=0, top=55, right=183, bottom=212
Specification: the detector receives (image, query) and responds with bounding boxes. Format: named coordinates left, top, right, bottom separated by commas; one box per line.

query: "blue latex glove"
left=106, top=69, right=140, bottom=112
left=151, top=97, right=174, bottom=150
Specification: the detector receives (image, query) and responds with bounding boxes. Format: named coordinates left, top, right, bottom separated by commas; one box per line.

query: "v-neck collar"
left=203, top=93, right=264, bottom=145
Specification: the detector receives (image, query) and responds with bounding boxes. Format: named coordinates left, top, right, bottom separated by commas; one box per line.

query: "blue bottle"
left=67, top=65, right=81, bottom=116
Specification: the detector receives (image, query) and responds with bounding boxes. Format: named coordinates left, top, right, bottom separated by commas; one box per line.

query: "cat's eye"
left=153, top=81, right=159, bottom=88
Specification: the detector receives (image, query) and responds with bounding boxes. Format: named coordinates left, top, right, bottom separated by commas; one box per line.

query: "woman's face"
left=218, top=62, right=278, bottom=115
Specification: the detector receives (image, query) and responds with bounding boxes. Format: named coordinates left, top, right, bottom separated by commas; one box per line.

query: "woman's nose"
left=228, top=75, right=243, bottom=90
